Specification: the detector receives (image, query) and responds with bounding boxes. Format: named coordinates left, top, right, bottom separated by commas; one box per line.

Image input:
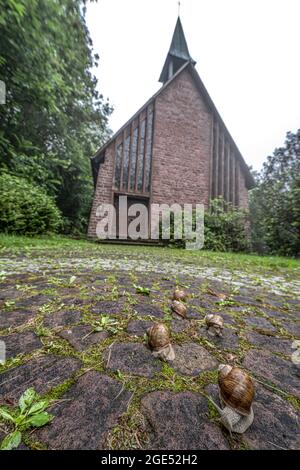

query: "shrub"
left=0, top=172, right=62, bottom=235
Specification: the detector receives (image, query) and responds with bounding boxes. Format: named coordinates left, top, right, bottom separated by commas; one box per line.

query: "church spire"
left=159, top=16, right=196, bottom=84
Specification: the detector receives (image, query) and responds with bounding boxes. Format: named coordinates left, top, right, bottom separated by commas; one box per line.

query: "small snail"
left=208, top=364, right=255, bottom=435
left=147, top=323, right=175, bottom=361
left=205, top=314, right=224, bottom=337
left=172, top=288, right=187, bottom=302
left=171, top=300, right=187, bottom=318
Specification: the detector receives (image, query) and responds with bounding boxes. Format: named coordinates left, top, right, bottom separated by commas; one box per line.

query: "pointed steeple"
left=159, top=17, right=196, bottom=84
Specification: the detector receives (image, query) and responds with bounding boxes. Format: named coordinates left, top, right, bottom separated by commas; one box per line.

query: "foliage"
left=160, top=198, right=250, bottom=253
left=204, top=198, right=250, bottom=252
left=0, top=0, right=112, bottom=233
left=0, top=387, right=53, bottom=450
left=0, top=172, right=62, bottom=235
left=250, top=130, right=300, bottom=256
left=133, top=284, right=151, bottom=295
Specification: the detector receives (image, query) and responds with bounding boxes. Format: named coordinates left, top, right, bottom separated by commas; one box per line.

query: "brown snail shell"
left=171, top=300, right=187, bottom=318
left=205, top=314, right=224, bottom=336
left=147, top=323, right=170, bottom=350
left=172, top=289, right=187, bottom=302
left=218, top=364, right=254, bottom=416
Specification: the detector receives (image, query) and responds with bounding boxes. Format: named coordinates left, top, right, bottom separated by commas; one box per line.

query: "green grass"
left=0, top=233, right=299, bottom=272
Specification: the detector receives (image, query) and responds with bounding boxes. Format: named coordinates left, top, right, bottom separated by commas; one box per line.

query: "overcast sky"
left=86, top=0, right=300, bottom=171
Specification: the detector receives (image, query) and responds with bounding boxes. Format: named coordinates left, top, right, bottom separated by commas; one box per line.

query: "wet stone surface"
left=43, top=310, right=82, bottom=328
left=243, top=349, right=300, bottom=399
left=199, top=327, right=240, bottom=351
left=246, top=331, right=292, bottom=355
left=141, top=391, right=230, bottom=449
left=104, top=342, right=162, bottom=378
left=133, top=303, right=164, bottom=318
left=59, top=325, right=109, bottom=351
left=36, top=371, right=132, bottom=449
left=171, top=318, right=190, bottom=333
left=243, top=315, right=277, bottom=332
left=91, top=300, right=125, bottom=316
left=172, top=343, right=218, bottom=376
left=127, top=320, right=153, bottom=337
left=0, top=331, right=42, bottom=359
left=0, top=309, right=36, bottom=329
left=0, top=356, right=82, bottom=402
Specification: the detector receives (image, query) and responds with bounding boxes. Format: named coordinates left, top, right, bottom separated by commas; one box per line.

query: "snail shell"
left=218, top=364, right=254, bottom=416
left=147, top=323, right=170, bottom=350
left=147, top=323, right=175, bottom=362
left=172, top=289, right=187, bottom=302
left=171, top=300, right=187, bottom=318
left=205, top=314, right=224, bottom=336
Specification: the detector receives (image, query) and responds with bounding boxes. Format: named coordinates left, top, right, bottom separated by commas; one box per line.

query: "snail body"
left=209, top=364, right=255, bottom=434
left=147, top=323, right=175, bottom=361
left=205, top=314, right=224, bottom=337
left=172, top=289, right=187, bottom=302
left=171, top=300, right=187, bottom=318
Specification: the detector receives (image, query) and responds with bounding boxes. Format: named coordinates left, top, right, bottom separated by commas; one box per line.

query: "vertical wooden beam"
left=214, top=120, right=219, bottom=198
left=231, top=154, right=236, bottom=206
left=235, top=163, right=240, bottom=207
left=135, top=113, right=142, bottom=192
left=209, top=115, right=214, bottom=203
left=219, top=132, right=225, bottom=201
left=226, top=144, right=230, bottom=204
left=142, top=107, right=149, bottom=194
left=128, top=121, right=134, bottom=190
left=120, top=130, right=125, bottom=190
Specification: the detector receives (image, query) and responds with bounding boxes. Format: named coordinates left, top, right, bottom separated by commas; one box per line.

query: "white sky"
left=86, top=0, right=300, bottom=171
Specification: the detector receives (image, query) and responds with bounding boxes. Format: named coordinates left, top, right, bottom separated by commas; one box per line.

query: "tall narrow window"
left=137, top=119, right=146, bottom=191
left=144, top=110, right=153, bottom=192
left=130, top=127, right=139, bottom=191
left=114, top=143, right=123, bottom=188
left=122, top=134, right=131, bottom=190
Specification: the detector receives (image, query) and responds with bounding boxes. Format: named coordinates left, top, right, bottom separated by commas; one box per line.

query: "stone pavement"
left=0, top=249, right=299, bottom=450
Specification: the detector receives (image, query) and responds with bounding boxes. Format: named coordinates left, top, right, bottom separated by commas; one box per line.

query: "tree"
left=0, top=0, right=112, bottom=233
left=250, top=130, right=300, bottom=256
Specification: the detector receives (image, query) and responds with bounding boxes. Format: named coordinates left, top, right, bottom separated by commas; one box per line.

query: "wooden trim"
left=135, top=114, right=142, bottom=192
left=214, top=120, right=219, bottom=198
left=235, top=162, right=240, bottom=207
left=127, top=122, right=134, bottom=191
left=219, top=132, right=225, bottom=200
left=142, top=107, right=149, bottom=193
left=119, top=130, right=125, bottom=190
left=209, top=114, right=214, bottom=203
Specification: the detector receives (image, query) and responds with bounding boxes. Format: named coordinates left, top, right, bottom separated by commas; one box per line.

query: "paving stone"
left=36, top=371, right=131, bottom=449
left=14, top=294, right=51, bottom=309
left=133, top=303, right=164, bottom=318
left=43, top=309, right=82, bottom=328
left=171, top=318, right=190, bottom=333
left=0, top=355, right=82, bottom=401
left=0, top=309, right=36, bottom=329
left=0, top=289, right=24, bottom=300
left=91, top=300, right=124, bottom=316
left=199, top=327, right=240, bottom=351
left=246, top=331, right=292, bottom=355
left=243, top=349, right=300, bottom=399
left=244, top=315, right=277, bottom=332
left=259, top=308, right=286, bottom=320
left=172, top=343, right=218, bottom=376
left=141, top=391, right=229, bottom=449
left=205, top=383, right=300, bottom=449
left=126, top=320, right=152, bottom=337
left=59, top=325, right=109, bottom=351
left=104, top=342, right=162, bottom=378
left=0, top=331, right=42, bottom=359
left=232, top=295, right=263, bottom=307
left=244, top=384, right=300, bottom=450
left=281, top=320, right=300, bottom=338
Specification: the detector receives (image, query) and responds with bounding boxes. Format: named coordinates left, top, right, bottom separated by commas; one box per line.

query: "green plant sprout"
left=0, top=388, right=53, bottom=450
left=133, top=284, right=150, bottom=295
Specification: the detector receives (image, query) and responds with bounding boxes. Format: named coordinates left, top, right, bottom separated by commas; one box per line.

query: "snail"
left=171, top=300, right=187, bottom=318
left=205, top=314, right=224, bottom=337
left=147, top=323, right=175, bottom=361
left=172, top=288, right=187, bottom=302
left=208, top=364, right=255, bottom=435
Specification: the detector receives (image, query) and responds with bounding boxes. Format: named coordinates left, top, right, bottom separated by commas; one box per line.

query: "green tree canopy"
left=250, top=129, right=300, bottom=256
left=0, top=0, right=112, bottom=232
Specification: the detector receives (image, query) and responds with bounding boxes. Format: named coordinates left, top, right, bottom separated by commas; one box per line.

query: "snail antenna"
left=178, top=1, right=181, bottom=17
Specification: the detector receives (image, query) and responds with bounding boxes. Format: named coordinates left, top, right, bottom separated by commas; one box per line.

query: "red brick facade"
left=88, top=64, right=253, bottom=240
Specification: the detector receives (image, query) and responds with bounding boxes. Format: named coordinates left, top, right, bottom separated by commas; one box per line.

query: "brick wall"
left=151, top=68, right=212, bottom=208
left=87, top=144, right=115, bottom=239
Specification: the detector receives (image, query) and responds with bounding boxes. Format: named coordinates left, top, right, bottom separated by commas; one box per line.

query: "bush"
left=0, top=172, right=62, bottom=235
left=204, top=198, right=250, bottom=252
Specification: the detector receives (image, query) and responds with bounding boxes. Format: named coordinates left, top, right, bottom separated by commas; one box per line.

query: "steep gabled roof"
left=159, top=17, right=196, bottom=84
left=92, top=61, right=255, bottom=189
